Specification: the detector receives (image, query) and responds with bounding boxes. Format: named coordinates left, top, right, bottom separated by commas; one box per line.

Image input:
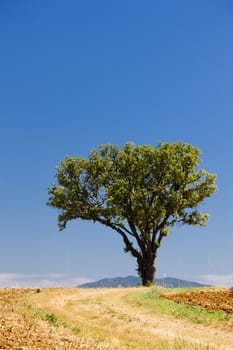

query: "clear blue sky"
left=0, top=0, right=232, bottom=288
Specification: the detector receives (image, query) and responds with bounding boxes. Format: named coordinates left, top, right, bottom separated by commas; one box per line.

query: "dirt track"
left=1, top=288, right=233, bottom=350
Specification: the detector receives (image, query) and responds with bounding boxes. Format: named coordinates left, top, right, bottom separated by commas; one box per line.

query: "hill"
left=78, top=275, right=209, bottom=288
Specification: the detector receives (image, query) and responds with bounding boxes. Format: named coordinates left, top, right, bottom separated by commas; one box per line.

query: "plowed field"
left=162, top=289, right=233, bottom=315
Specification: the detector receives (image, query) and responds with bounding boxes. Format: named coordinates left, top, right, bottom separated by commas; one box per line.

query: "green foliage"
left=47, top=141, right=217, bottom=284
left=21, top=302, right=61, bottom=327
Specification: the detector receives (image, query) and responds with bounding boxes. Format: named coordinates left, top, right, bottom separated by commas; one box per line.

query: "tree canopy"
left=47, top=142, right=217, bottom=285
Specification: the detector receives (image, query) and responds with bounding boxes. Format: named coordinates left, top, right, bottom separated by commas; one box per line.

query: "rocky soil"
left=0, top=289, right=104, bottom=350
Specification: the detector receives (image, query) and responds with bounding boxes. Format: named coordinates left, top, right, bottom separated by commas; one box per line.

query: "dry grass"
left=16, top=287, right=233, bottom=350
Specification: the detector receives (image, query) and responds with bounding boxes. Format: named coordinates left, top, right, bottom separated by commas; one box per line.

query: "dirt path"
left=1, top=288, right=233, bottom=350
left=29, top=288, right=233, bottom=350
left=96, top=289, right=233, bottom=349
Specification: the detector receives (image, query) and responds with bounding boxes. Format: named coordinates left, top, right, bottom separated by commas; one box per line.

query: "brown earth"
left=0, top=288, right=105, bottom=350
left=162, top=289, right=233, bottom=315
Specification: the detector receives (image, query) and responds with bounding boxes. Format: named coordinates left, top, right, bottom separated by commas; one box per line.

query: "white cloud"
left=0, top=273, right=91, bottom=288
left=0, top=273, right=35, bottom=281
left=194, top=274, right=233, bottom=288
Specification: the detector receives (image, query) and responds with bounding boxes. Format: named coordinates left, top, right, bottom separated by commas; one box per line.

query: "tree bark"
left=137, top=248, right=156, bottom=286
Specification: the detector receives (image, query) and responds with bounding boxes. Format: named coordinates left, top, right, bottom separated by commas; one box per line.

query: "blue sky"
left=0, top=0, right=232, bottom=288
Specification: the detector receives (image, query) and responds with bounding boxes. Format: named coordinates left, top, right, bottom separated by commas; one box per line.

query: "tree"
left=47, top=142, right=217, bottom=286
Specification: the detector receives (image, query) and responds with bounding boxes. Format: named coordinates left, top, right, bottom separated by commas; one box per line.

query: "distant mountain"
left=156, top=277, right=210, bottom=288
left=78, top=275, right=210, bottom=288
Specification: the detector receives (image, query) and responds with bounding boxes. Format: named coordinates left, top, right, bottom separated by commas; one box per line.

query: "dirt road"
left=1, top=288, right=233, bottom=350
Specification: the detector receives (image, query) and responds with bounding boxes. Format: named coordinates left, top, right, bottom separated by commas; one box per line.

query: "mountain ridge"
left=78, top=275, right=210, bottom=288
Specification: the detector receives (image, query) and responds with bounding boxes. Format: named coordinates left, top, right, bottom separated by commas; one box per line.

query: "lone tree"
left=47, top=142, right=217, bottom=286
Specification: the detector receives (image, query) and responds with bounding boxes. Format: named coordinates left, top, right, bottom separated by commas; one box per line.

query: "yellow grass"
left=16, top=287, right=233, bottom=350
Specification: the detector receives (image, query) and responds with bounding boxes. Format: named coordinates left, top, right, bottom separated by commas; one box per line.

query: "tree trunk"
left=137, top=250, right=156, bottom=286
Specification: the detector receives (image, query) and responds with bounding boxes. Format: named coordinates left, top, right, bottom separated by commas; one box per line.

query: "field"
left=0, top=287, right=233, bottom=350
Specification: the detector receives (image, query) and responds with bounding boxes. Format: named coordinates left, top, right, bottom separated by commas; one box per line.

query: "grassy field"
left=9, top=286, right=232, bottom=350
left=126, top=288, right=232, bottom=325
